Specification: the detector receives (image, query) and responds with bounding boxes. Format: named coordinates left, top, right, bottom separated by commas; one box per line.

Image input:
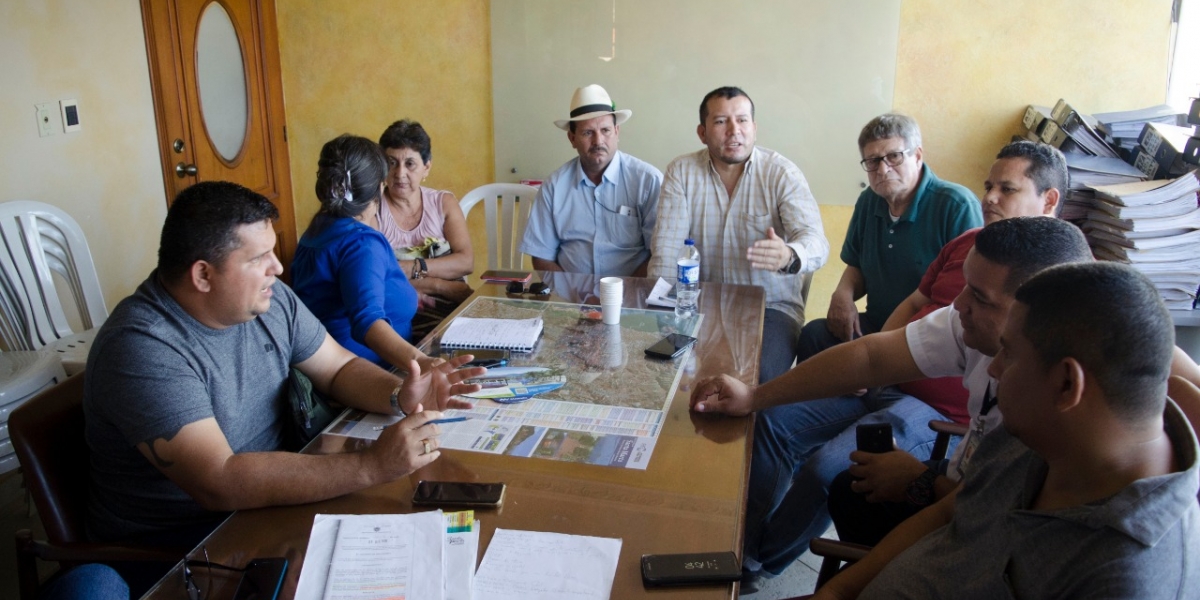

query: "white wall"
left=491, top=0, right=901, bottom=206
left=1, top=0, right=168, bottom=311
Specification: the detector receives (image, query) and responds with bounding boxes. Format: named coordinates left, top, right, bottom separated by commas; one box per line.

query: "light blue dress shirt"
left=520, top=151, right=663, bottom=275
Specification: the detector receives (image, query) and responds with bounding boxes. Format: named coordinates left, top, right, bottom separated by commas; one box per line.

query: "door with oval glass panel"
left=142, top=0, right=297, bottom=278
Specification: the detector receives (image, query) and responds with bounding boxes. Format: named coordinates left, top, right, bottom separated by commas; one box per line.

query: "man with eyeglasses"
left=796, top=113, right=981, bottom=364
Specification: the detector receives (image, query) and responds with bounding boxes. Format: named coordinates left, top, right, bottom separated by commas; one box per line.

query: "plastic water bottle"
left=675, top=239, right=700, bottom=318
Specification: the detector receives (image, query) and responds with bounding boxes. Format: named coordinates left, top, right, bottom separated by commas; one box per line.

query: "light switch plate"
left=35, top=103, right=55, bottom=137
left=60, top=99, right=81, bottom=133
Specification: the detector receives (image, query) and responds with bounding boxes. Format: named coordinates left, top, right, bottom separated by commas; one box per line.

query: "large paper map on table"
left=325, top=297, right=701, bottom=469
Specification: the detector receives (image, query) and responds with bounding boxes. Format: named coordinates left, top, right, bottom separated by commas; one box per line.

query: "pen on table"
left=374, top=416, right=471, bottom=430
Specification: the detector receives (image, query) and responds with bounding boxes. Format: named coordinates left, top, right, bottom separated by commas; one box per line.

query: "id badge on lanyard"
left=956, top=383, right=997, bottom=480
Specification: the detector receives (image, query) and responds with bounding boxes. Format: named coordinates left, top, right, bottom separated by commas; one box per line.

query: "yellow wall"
left=894, top=0, right=1171, bottom=197
left=275, top=0, right=494, bottom=236
left=0, top=0, right=168, bottom=310
left=0, top=0, right=1174, bottom=323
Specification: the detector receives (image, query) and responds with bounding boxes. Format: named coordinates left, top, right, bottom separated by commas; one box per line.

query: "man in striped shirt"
left=650, top=86, right=829, bottom=383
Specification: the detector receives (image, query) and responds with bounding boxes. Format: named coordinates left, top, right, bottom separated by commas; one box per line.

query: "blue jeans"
left=760, top=309, right=802, bottom=384
left=744, top=387, right=946, bottom=575
left=41, top=564, right=129, bottom=600
left=795, top=313, right=877, bottom=365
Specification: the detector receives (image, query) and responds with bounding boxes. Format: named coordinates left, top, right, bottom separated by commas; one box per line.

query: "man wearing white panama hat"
left=521, top=84, right=663, bottom=276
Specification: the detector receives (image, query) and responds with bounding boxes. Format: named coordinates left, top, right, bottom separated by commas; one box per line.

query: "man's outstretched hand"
left=690, top=374, right=755, bottom=416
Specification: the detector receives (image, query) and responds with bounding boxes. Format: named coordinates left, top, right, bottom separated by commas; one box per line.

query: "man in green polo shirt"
left=795, top=113, right=981, bottom=363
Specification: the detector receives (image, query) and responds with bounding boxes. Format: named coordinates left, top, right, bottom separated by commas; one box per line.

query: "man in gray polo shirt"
left=85, top=182, right=483, bottom=555
left=814, top=262, right=1200, bottom=599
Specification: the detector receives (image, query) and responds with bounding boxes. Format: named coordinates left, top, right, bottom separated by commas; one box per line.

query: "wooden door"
left=141, top=0, right=297, bottom=278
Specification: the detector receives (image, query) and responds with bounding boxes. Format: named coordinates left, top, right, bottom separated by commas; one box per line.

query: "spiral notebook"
left=440, top=316, right=544, bottom=352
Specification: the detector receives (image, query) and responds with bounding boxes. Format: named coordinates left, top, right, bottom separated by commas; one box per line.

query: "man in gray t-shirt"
left=814, top=263, right=1200, bottom=599
left=84, top=182, right=483, bottom=547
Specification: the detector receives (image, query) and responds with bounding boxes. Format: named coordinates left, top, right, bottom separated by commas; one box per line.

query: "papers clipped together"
left=297, top=510, right=479, bottom=600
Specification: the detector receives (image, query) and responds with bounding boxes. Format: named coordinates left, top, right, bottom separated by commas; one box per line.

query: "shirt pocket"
left=599, top=209, right=645, bottom=249
left=738, top=211, right=775, bottom=241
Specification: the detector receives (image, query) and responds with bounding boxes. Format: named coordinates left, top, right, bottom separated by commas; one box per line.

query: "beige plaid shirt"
left=649, top=147, right=828, bottom=324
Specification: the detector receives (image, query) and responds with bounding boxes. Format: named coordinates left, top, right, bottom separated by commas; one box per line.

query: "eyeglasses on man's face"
left=860, top=147, right=914, bottom=172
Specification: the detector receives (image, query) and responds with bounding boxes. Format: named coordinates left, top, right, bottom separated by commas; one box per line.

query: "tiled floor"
left=1, top=468, right=53, bottom=599
left=737, top=527, right=837, bottom=599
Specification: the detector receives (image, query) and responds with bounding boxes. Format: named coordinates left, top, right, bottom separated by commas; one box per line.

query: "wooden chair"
left=459, top=183, right=539, bottom=271
left=791, top=375, right=1200, bottom=598
left=10, top=373, right=181, bottom=600
left=790, top=419, right=968, bottom=599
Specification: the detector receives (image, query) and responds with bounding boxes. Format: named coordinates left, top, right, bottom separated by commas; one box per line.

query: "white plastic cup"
left=601, top=300, right=622, bottom=324
left=603, top=323, right=624, bottom=367
left=599, top=276, right=624, bottom=304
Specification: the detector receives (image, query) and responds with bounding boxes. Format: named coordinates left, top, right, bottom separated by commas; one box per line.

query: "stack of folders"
left=1020, top=101, right=1199, bottom=223
left=1185, top=98, right=1200, bottom=170
left=1058, top=153, right=1147, bottom=222
left=1020, top=100, right=1122, bottom=158
left=1093, top=104, right=1187, bottom=159
left=1081, top=171, right=1200, bottom=310
left=1135, top=122, right=1196, bottom=179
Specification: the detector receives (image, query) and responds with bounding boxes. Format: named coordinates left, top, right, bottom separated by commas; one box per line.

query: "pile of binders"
left=1019, top=98, right=1200, bottom=310
left=1020, top=98, right=1200, bottom=180
left=1082, top=172, right=1200, bottom=311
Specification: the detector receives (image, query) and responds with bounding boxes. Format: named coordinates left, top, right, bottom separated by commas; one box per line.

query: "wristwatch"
left=780, top=248, right=802, bottom=274
left=904, top=468, right=939, bottom=508
left=412, top=257, right=428, bottom=280
left=389, top=384, right=407, bottom=417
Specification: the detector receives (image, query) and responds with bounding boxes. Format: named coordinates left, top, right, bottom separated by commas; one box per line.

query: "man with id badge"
left=690, top=217, right=1095, bottom=589
left=520, top=84, right=662, bottom=276
left=816, top=262, right=1200, bottom=600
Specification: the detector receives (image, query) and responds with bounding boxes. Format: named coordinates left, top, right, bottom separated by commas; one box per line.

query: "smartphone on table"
left=232, top=557, right=288, bottom=600
left=480, top=269, right=532, bottom=283
left=412, top=481, right=506, bottom=508
left=641, top=551, right=741, bottom=588
left=644, top=333, right=698, bottom=360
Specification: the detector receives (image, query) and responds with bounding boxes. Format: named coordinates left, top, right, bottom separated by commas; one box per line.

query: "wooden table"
left=143, top=272, right=764, bottom=599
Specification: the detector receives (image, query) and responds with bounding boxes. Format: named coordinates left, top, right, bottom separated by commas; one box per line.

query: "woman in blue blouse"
left=292, top=134, right=434, bottom=371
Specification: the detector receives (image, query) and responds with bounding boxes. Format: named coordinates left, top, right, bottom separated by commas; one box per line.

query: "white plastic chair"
left=0, top=201, right=107, bottom=376
left=459, top=183, right=539, bottom=271
left=0, top=351, right=66, bottom=474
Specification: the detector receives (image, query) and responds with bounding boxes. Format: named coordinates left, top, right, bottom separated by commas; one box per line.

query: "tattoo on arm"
left=141, top=430, right=181, bottom=469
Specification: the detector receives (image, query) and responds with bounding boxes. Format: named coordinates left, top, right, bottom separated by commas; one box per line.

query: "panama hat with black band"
left=553, top=84, right=633, bottom=130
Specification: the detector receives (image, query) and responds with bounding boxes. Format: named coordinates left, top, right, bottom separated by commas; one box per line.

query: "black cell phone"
left=481, top=269, right=532, bottom=283
left=451, top=348, right=510, bottom=368
left=641, top=551, right=741, bottom=588
left=856, top=423, right=894, bottom=453
left=644, top=333, right=698, bottom=360
left=232, top=557, right=288, bottom=600
left=412, top=480, right=506, bottom=508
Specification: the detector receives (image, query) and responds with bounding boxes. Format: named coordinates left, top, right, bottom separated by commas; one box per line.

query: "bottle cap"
left=684, top=238, right=694, bottom=245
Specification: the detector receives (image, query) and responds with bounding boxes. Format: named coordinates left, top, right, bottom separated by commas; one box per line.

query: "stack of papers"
left=647, top=277, right=700, bottom=308
left=296, top=514, right=622, bottom=600
left=473, top=529, right=621, bottom=600
left=297, top=511, right=480, bottom=600
left=1081, top=171, right=1200, bottom=309
left=462, top=366, right=566, bottom=403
